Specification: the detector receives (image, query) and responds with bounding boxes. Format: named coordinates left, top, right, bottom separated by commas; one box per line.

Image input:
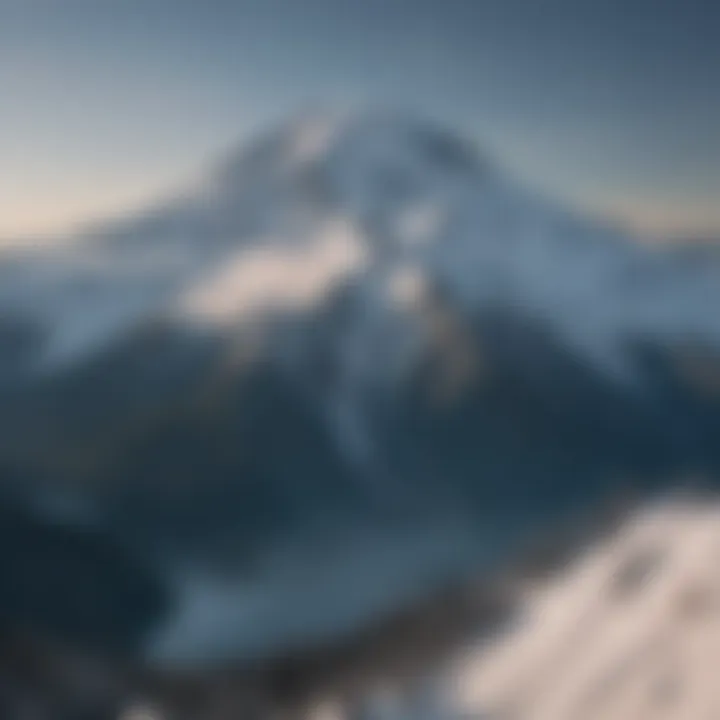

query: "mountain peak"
left=216, top=110, right=489, bottom=216
left=2, top=108, right=719, bottom=384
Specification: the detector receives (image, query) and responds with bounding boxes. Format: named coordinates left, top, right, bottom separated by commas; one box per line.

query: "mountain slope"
left=0, top=111, right=719, bottom=678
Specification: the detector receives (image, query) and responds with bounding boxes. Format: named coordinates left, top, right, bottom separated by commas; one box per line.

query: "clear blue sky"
left=1, top=0, right=718, bottom=237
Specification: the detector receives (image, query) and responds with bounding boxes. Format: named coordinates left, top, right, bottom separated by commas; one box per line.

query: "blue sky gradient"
left=1, top=0, right=718, bottom=237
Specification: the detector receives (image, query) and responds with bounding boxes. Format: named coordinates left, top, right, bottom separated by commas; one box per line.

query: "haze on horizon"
left=1, top=0, right=718, bottom=241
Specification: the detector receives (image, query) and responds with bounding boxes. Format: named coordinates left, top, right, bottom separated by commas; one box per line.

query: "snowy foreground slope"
left=274, top=497, right=720, bottom=720
left=115, top=497, right=720, bottom=720
left=1, top=111, right=720, bottom=717
left=435, top=496, right=720, bottom=720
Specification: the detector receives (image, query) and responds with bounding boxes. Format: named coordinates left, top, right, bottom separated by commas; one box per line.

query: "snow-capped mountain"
left=4, top=112, right=719, bottom=384
left=1, top=110, right=719, bottom=689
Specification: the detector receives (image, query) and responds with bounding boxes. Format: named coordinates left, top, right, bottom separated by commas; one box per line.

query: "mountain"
left=0, top=110, right=719, bottom=695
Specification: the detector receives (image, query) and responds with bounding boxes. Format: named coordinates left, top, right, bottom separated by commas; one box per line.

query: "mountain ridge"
left=0, top=110, right=719, bottom=677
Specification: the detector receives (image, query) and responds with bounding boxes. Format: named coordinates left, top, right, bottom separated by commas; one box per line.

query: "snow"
left=439, top=497, right=720, bottom=720
left=1, top=110, right=719, bottom=384
left=238, top=497, right=720, bottom=720
left=394, top=203, right=445, bottom=247
left=176, top=218, right=368, bottom=324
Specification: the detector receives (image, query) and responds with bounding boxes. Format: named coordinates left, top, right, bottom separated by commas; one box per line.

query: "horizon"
left=2, top=0, right=719, bottom=241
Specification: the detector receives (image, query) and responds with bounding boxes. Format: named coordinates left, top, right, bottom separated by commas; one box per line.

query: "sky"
left=1, top=0, right=718, bottom=239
